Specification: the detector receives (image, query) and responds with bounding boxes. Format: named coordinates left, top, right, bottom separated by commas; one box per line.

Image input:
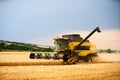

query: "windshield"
left=54, top=39, right=69, bottom=52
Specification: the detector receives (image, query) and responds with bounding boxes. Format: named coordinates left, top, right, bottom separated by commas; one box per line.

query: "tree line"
left=0, top=40, right=54, bottom=52
left=98, top=49, right=120, bottom=53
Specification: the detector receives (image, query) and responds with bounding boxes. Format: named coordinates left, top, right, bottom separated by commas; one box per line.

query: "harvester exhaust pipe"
left=74, top=26, right=101, bottom=51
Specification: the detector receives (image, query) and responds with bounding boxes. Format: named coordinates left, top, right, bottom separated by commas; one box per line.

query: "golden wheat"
left=0, top=52, right=120, bottom=80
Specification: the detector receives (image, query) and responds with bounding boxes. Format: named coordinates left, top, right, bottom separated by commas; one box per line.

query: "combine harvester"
left=29, top=27, right=101, bottom=64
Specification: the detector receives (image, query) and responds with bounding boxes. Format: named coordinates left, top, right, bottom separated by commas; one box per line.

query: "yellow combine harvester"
left=30, top=27, right=101, bottom=64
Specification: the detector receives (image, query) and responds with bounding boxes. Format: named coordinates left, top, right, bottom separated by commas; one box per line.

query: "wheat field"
left=0, top=52, right=120, bottom=80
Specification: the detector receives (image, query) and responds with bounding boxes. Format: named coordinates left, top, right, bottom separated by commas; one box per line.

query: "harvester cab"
left=54, top=38, right=69, bottom=52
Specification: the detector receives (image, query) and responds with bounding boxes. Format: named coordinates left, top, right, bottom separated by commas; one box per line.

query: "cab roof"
left=62, top=34, right=80, bottom=36
left=54, top=38, right=69, bottom=40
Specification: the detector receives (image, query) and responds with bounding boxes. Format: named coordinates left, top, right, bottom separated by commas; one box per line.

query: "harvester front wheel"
left=63, top=53, right=69, bottom=62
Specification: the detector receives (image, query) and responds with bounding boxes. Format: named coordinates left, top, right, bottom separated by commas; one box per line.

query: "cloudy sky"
left=0, top=0, right=120, bottom=49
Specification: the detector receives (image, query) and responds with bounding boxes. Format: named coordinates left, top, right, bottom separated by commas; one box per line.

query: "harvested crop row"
left=0, top=62, right=120, bottom=80
left=0, top=60, right=63, bottom=66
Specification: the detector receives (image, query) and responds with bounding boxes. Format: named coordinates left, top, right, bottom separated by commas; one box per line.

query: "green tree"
left=107, top=49, right=112, bottom=53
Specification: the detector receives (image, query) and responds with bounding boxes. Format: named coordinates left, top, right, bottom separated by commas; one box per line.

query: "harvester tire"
left=29, top=53, right=35, bottom=59
left=63, top=53, right=69, bottom=62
